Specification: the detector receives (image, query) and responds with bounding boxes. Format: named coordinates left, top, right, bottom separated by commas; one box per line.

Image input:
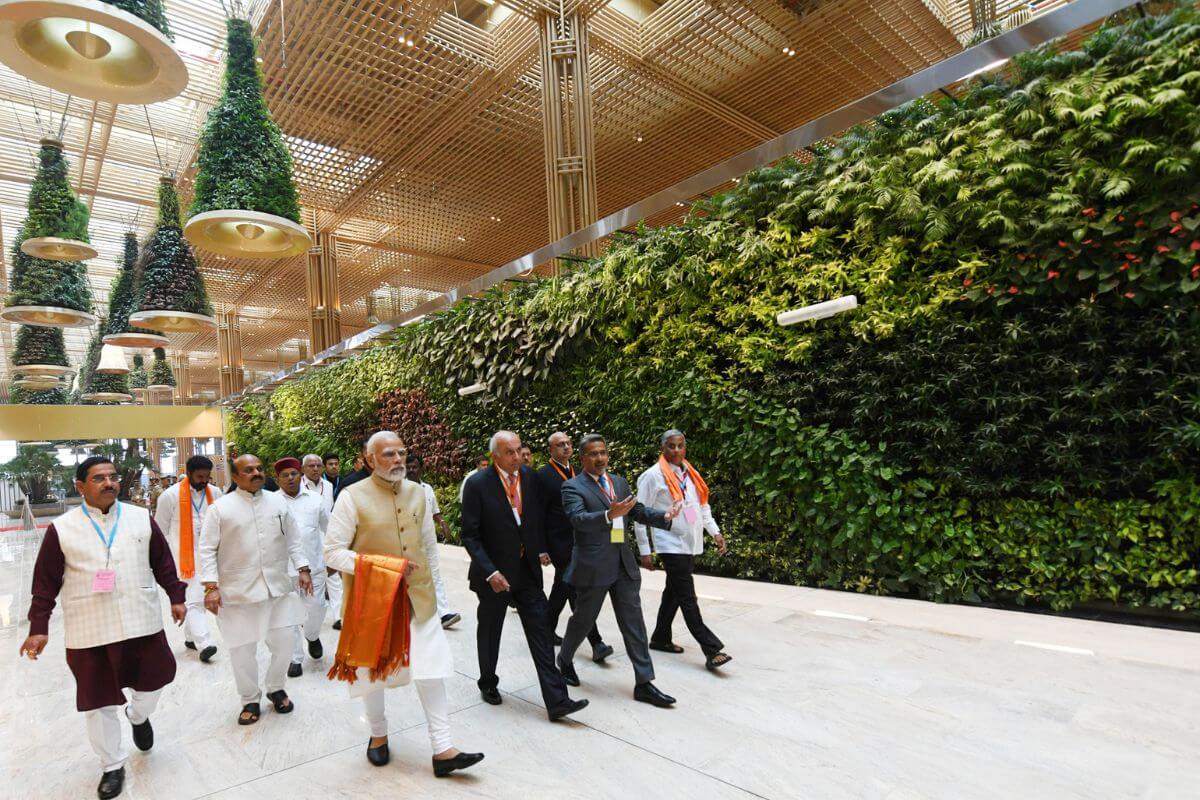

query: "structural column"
left=539, top=10, right=599, bottom=263
left=306, top=232, right=342, bottom=352
left=172, top=353, right=194, bottom=470
left=217, top=308, right=245, bottom=398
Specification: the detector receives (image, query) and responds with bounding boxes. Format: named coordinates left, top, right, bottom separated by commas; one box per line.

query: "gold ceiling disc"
left=102, top=331, right=169, bottom=349
left=80, top=391, right=132, bottom=403
left=0, top=0, right=188, bottom=104
left=14, top=363, right=72, bottom=377
left=184, top=210, right=313, bottom=260
left=20, top=236, right=98, bottom=261
left=127, top=309, right=216, bottom=333
left=0, top=304, right=96, bottom=328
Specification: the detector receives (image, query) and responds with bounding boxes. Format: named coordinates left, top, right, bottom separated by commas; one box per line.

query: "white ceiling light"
left=777, top=295, right=858, bottom=326
left=95, top=343, right=130, bottom=374
left=458, top=382, right=486, bottom=397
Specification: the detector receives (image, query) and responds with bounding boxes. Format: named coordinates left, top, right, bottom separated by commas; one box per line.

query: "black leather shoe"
left=548, top=697, right=589, bottom=721
left=591, top=642, right=614, bottom=663
left=307, top=638, right=323, bottom=659
left=433, top=751, right=485, bottom=777
left=184, top=640, right=196, bottom=651
left=97, top=767, right=124, bottom=799
left=332, top=619, right=342, bottom=630
left=557, top=658, right=580, bottom=687
left=130, top=716, right=153, bottom=751
left=366, top=738, right=390, bottom=767
left=441, top=612, right=461, bottom=629
left=633, top=682, right=676, bottom=708
left=287, top=662, right=302, bottom=678
left=480, top=687, right=502, bottom=705
left=199, top=645, right=217, bottom=663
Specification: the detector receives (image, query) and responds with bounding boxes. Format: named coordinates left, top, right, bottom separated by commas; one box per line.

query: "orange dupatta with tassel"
left=327, top=553, right=411, bottom=685
left=658, top=455, right=709, bottom=506
left=176, top=481, right=212, bottom=579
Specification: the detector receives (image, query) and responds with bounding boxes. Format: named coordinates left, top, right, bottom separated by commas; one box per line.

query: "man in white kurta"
left=199, top=454, right=312, bottom=724
left=154, top=455, right=223, bottom=662
left=325, top=431, right=483, bottom=776
left=301, top=453, right=343, bottom=627
left=274, top=457, right=330, bottom=675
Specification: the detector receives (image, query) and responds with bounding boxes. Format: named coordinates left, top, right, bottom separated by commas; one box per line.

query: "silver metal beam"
left=224, top=0, right=1140, bottom=406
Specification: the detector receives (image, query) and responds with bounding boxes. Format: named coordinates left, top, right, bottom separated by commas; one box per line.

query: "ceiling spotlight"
left=635, top=133, right=644, bottom=142
left=458, top=382, right=486, bottom=397
left=777, top=295, right=858, bottom=326
left=456, top=235, right=466, bottom=242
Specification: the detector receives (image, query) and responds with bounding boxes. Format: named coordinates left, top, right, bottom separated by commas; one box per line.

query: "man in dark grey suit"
left=557, top=433, right=680, bottom=707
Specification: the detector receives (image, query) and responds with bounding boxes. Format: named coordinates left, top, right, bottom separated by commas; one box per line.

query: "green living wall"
left=230, top=10, right=1200, bottom=614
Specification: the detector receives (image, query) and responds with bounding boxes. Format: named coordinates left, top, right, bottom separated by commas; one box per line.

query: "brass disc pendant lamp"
left=184, top=17, right=310, bottom=259
left=0, top=0, right=188, bottom=104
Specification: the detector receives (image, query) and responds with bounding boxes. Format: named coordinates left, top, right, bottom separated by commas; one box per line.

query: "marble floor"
left=2, top=537, right=1199, bottom=800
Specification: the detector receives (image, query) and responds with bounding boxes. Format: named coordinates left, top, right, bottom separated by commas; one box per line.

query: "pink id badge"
left=92, top=569, right=116, bottom=593
left=683, top=506, right=698, bottom=525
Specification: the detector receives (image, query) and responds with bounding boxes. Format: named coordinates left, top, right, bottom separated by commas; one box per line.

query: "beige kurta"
left=324, top=474, right=452, bottom=693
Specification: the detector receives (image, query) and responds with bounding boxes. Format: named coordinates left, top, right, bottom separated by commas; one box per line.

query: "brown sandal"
left=649, top=641, right=684, bottom=654
left=706, top=653, right=733, bottom=670
left=238, top=703, right=261, bottom=725
left=266, top=690, right=294, bottom=714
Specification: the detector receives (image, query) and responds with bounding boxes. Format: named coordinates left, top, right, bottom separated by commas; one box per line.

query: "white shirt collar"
left=83, top=500, right=118, bottom=518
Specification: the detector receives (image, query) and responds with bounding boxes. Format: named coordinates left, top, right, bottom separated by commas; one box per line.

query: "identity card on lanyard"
left=598, top=475, right=624, bottom=544
left=82, top=503, right=122, bottom=593
left=678, top=470, right=699, bottom=525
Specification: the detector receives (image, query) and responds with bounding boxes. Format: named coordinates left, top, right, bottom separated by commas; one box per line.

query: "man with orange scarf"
left=324, top=430, right=484, bottom=777
left=154, top=455, right=222, bottom=663
left=634, top=430, right=732, bottom=672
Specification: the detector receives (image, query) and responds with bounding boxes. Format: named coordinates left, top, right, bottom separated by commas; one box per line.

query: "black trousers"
left=547, top=546, right=602, bottom=647
left=651, top=553, right=724, bottom=657
left=474, top=572, right=570, bottom=709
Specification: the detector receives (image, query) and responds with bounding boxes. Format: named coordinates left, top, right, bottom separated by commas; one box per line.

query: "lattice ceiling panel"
left=0, top=0, right=1059, bottom=396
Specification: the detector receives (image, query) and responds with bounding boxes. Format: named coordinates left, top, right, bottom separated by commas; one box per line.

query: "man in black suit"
left=461, top=430, right=588, bottom=722
left=337, top=450, right=371, bottom=498
left=557, top=433, right=680, bottom=708
left=535, top=431, right=612, bottom=662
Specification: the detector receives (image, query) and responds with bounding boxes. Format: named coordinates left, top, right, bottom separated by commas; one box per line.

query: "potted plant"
left=130, top=177, right=216, bottom=333
left=184, top=17, right=309, bottom=260
left=104, top=232, right=166, bottom=348
left=1, top=139, right=96, bottom=328
left=0, top=447, right=65, bottom=518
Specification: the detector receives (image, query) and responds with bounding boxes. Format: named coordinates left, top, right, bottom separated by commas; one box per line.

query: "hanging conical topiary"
left=9, top=383, right=67, bottom=405
left=184, top=17, right=310, bottom=260
left=80, top=326, right=131, bottom=403
left=104, top=232, right=167, bottom=348
left=13, top=325, right=68, bottom=370
left=129, top=354, right=148, bottom=390
left=129, top=178, right=216, bottom=334
left=2, top=141, right=96, bottom=328
left=147, top=347, right=175, bottom=389
left=0, top=1, right=188, bottom=105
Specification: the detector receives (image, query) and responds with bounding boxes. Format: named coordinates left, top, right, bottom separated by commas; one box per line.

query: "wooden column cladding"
left=539, top=10, right=599, bottom=266
left=217, top=308, right=245, bottom=398
left=306, top=232, right=341, bottom=353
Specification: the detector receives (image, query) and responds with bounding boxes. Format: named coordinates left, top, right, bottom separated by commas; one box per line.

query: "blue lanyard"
left=81, top=503, right=121, bottom=562
left=191, top=490, right=206, bottom=515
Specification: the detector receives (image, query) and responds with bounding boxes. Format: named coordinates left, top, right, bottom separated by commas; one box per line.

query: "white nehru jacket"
left=53, top=502, right=164, bottom=649
left=198, top=488, right=309, bottom=605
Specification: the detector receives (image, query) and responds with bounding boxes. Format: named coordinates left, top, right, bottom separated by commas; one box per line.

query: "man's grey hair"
left=547, top=431, right=569, bottom=448
left=661, top=429, right=686, bottom=448
left=578, top=433, right=606, bottom=452
left=488, top=430, right=519, bottom=454
left=365, top=430, right=402, bottom=453
left=302, top=453, right=322, bottom=466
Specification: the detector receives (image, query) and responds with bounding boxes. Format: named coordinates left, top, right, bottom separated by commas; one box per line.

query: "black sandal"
left=706, top=653, right=733, bottom=671
left=238, top=703, right=261, bottom=725
left=266, top=690, right=294, bottom=714
left=649, top=641, right=684, bottom=654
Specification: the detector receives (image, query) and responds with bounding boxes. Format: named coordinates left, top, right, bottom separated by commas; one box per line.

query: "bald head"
left=547, top=431, right=572, bottom=465
left=489, top=430, right=522, bottom=473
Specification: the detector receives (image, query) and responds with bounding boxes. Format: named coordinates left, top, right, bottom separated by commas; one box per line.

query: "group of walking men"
left=20, top=426, right=730, bottom=799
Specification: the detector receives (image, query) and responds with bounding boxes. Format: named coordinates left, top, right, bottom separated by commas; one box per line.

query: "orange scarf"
left=327, top=553, right=411, bottom=685
left=658, top=455, right=709, bottom=506
left=177, top=481, right=212, bottom=579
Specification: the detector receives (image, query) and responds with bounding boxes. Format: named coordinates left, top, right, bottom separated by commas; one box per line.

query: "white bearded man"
left=274, top=457, right=330, bottom=677
left=153, top=454, right=223, bottom=663
left=199, top=454, right=313, bottom=725
left=324, top=430, right=484, bottom=776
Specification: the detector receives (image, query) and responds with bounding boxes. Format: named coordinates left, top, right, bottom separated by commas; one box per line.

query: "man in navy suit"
left=460, top=431, right=588, bottom=722
left=557, top=433, right=680, bottom=707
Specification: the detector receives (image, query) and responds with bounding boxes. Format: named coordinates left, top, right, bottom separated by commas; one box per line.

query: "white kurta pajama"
left=154, top=482, right=223, bottom=649
left=324, top=476, right=455, bottom=751
left=199, top=488, right=309, bottom=706
left=278, top=487, right=330, bottom=662
left=307, top=475, right=345, bottom=617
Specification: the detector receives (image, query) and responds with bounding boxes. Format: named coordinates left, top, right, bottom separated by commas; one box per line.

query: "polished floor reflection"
left=3, top=536, right=1198, bottom=799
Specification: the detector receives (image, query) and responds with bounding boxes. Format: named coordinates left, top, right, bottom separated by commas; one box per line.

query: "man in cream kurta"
left=274, top=457, right=330, bottom=675
left=325, top=431, right=483, bottom=777
left=199, top=454, right=312, bottom=724
left=301, top=453, right=343, bottom=628
left=154, top=455, right=222, bottom=662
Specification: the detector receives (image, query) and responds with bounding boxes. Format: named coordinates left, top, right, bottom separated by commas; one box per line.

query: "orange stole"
left=657, top=455, right=710, bottom=505
left=176, top=481, right=212, bottom=579
left=327, top=554, right=412, bottom=684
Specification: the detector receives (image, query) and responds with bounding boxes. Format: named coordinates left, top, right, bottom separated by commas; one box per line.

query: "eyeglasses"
left=87, top=474, right=121, bottom=484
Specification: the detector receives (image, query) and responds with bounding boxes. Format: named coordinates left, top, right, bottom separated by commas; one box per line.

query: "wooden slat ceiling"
left=0, top=0, right=989, bottom=395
